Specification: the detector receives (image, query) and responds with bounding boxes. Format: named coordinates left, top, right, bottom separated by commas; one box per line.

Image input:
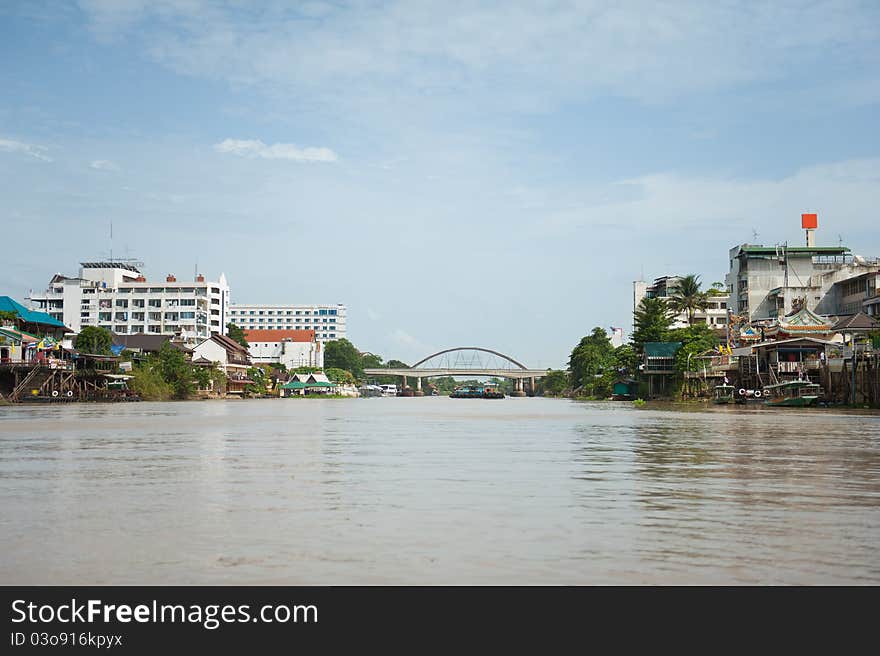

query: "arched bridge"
left=363, top=347, right=548, bottom=395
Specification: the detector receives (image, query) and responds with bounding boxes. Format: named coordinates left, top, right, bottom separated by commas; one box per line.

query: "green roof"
left=0, top=296, right=68, bottom=329
left=644, top=342, right=683, bottom=358
left=282, top=380, right=337, bottom=389
left=738, top=246, right=849, bottom=256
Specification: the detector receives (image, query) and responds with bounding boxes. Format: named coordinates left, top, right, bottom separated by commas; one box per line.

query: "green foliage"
left=192, top=363, right=226, bottom=392
left=245, top=367, right=268, bottom=396
left=632, top=398, right=647, bottom=407
left=0, top=310, right=19, bottom=326
left=74, top=326, right=113, bottom=355
left=325, top=367, right=355, bottom=384
left=324, top=338, right=364, bottom=378
left=539, top=369, right=569, bottom=396
left=128, top=363, right=173, bottom=401
left=613, top=344, right=638, bottom=375
left=154, top=341, right=195, bottom=398
left=667, top=324, right=719, bottom=372
left=632, top=297, right=673, bottom=352
left=226, top=323, right=249, bottom=348
left=569, top=327, right=616, bottom=394
left=293, top=366, right=319, bottom=374
left=668, top=274, right=710, bottom=325
left=430, top=376, right=458, bottom=394
left=361, top=353, right=384, bottom=369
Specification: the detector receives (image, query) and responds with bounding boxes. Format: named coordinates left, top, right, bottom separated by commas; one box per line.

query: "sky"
left=1, top=1, right=879, bottom=368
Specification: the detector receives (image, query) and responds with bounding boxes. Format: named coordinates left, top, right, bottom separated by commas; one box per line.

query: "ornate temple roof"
left=766, top=307, right=832, bottom=337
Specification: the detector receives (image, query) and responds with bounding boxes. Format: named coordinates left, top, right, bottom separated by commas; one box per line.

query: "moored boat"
left=713, top=384, right=736, bottom=404
left=450, top=384, right=505, bottom=399
left=762, top=379, right=822, bottom=407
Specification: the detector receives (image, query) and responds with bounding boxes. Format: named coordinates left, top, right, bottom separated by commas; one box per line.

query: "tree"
left=0, top=310, right=20, bottom=328
left=539, top=370, right=569, bottom=396
left=323, top=338, right=364, bottom=378
left=74, top=326, right=113, bottom=355
left=325, top=367, right=355, bottom=385
left=245, top=366, right=268, bottom=396
left=226, top=322, right=248, bottom=348
left=154, top=341, right=195, bottom=398
left=613, top=344, right=638, bottom=375
left=632, top=297, right=673, bottom=352
left=668, top=324, right=719, bottom=372
left=568, top=328, right=616, bottom=392
left=361, top=353, right=384, bottom=369
left=669, top=274, right=709, bottom=325
left=708, top=281, right=727, bottom=297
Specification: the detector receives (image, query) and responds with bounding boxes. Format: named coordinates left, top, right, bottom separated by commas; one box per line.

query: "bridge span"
left=363, top=347, right=548, bottom=396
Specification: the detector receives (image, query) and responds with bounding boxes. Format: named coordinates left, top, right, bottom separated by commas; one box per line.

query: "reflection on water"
left=0, top=399, right=878, bottom=584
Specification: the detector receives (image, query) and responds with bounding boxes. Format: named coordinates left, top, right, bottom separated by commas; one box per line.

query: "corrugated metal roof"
left=644, top=342, right=682, bottom=357
left=0, top=296, right=69, bottom=329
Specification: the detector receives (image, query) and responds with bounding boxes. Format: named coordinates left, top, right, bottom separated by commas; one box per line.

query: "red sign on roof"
left=801, top=213, right=818, bottom=229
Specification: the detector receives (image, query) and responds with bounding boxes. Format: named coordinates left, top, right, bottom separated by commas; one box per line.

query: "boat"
left=379, top=384, right=398, bottom=397
left=762, top=379, right=822, bottom=407
left=450, top=384, right=504, bottom=399
left=712, top=384, right=736, bottom=404
left=358, top=384, right=384, bottom=398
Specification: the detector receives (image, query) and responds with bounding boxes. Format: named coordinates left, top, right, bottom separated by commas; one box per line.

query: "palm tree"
left=669, top=274, right=709, bottom=326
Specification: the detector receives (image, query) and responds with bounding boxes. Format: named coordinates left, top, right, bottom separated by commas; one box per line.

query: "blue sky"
left=1, top=1, right=879, bottom=368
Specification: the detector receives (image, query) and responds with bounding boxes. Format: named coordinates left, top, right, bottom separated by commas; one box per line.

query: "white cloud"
left=390, top=329, right=419, bottom=347
left=90, top=159, right=119, bottom=171
left=0, top=138, right=52, bottom=162
left=78, top=1, right=880, bottom=106
left=213, top=139, right=337, bottom=163
left=530, top=158, right=880, bottom=246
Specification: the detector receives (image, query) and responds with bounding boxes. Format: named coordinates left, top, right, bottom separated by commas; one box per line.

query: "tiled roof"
left=243, top=329, right=316, bottom=343
left=833, top=312, right=879, bottom=331
left=212, top=333, right=250, bottom=354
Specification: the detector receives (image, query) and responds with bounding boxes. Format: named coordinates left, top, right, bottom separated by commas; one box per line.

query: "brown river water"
left=1, top=397, right=878, bottom=584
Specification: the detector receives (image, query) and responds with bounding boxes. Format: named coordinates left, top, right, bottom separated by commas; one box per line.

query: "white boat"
left=358, top=384, right=384, bottom=398
left=379, top=384, right=398, bottom=397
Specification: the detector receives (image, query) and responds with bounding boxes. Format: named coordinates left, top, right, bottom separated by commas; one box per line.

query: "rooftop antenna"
left=838, top=234, right=844, bottom=247
left=751, top=228, right=759, bottom=242
left=109, top=219, right=113, bottom=262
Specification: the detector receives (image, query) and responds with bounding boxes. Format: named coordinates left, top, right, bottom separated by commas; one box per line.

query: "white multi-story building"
left=27, top=262, right=230, bottom=341
left=229, top=303, right=346, bottom=343
left=633, top=275, right=729, bottom=331
left=243, top=329, right=324, bottom=369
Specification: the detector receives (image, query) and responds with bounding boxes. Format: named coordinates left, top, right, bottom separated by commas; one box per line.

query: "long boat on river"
left=762, top=380, right=822, bottom=407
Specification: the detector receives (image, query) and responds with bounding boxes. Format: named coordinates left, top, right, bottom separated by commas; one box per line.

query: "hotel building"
left=27, top=262, right=230, bottom=341
left=229, top=304, right=346, bottom=343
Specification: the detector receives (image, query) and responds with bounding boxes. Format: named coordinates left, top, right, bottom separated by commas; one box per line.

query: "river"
left=1, top=398, right=878, bottom=584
